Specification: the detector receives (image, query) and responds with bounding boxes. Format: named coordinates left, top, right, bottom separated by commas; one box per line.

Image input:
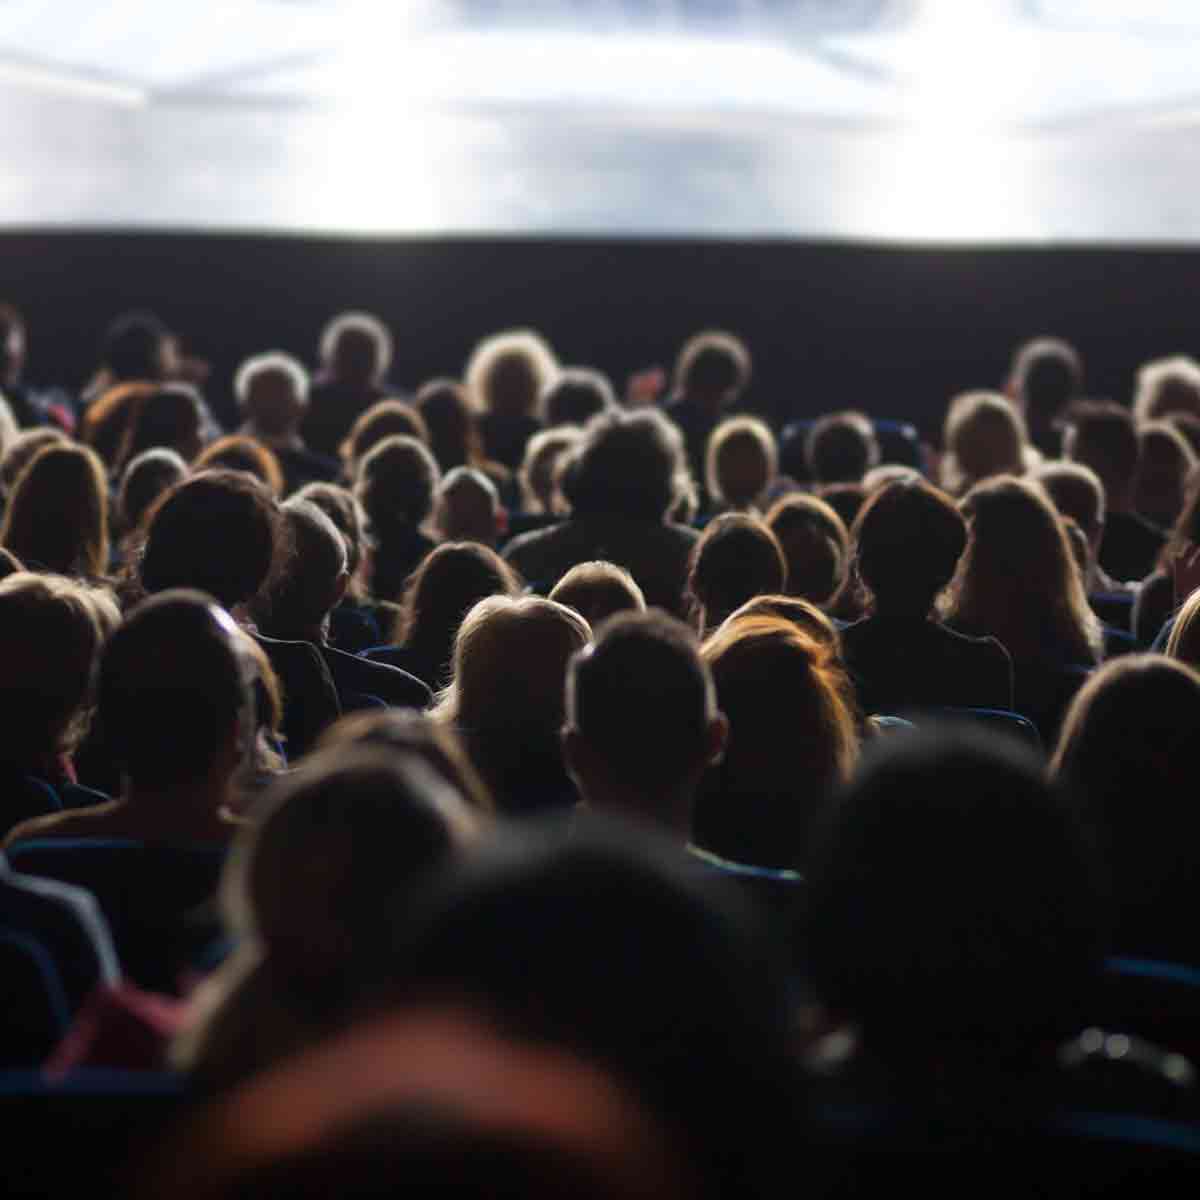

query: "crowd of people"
left=2, top=302, right=1200, bottom=1193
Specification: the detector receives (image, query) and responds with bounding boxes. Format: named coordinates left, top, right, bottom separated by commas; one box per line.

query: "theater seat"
left=897, top=707, right=1042, bottom=752
left=0, top=929, right=70, bottom=1065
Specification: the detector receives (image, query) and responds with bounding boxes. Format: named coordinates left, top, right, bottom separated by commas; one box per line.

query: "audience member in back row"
left=763, top=492, right=849, bottom=613
left=542, top=366, right=618, bottom=430
left=338, top=397, right=430, bottom=483
left=1134, top=419, right=1195, bottom=532
left=466, top=328, right=558, bottom=471
left=431, top=595, right=590, bottom=817
left=135, top=470, right=340, bottom=759
left=303, top=311, right=398, bottom=458
left=504, top=408, right=701, bottom=614
left=841, top=478, right=1014, bottom=715
left=686, top=512, right=786, bottom=636
left=253, top=498, right=431, bottom=711
left=694, top=614, right=859, bottom=872
left=0, top=302, right=72, bottom=430
left=1006, top=335, right=1083, bottom=460
left=939, top=389, right=1038, bottom=497
left=801, top=410, right=880, bottom=487
left=1032, top=460, right=1124, bottom=597
left=704, top=415, right=778, bottom=515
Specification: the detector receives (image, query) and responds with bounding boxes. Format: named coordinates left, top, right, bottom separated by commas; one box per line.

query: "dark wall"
left=5, top=232, right=1198, bottom=436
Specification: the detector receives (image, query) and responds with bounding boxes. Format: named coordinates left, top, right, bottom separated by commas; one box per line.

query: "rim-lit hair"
left=672, top=330, right=751, bottom=397
left=194, top=435, right=285, bottom=498
left=235, top=351, right=310, bottom=408
left=1009, top=336, right=1083, bottom=425
left=519, top=427, right=581, bottom=514
left=687, top=513, right=786, bottom=633
left=542, top=367, right=617, bottom=428
left=340, top=399, right=430, bottom=470
left=764, top=492, right=848, bottom=608
left=724, top=593, right=841, bottom=654
left=1, top=442, right=110, bottom=578
left=550, top=561, right=647, bottom=628
left=941, top=391, right=1031, bottom=496
left=705, top=416, right=777, bottom=510
left=1134, top=355, right=1200, bottom=426
left=1166, top=587, right=1200, bottom=669
left=465, top=329, right=558, bottom=419
left=319, top=311, right=393, bottom=382
left=1032, top=461, right=1106, bottom=538
left=355, top=434, right=441, bottom=530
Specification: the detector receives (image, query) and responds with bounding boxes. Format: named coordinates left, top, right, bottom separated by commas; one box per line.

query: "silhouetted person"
left=1007, top=336, right=1083, bottom=459
left=466, top=329, right=558, bottom=470
left=764, top=493, right=849, bottom=611
left=803, top=411, right=879, bottom=486
left=685, top=512, right=786, bottom=634
left=705, top=416, right=778, bottom=513
left=939, top=390, right=1038, bottom=496
left=542, top=367, right=617, bottom=429
left=549, top=560, right=646, bottom=628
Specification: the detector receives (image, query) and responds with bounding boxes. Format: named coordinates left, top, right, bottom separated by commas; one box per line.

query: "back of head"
left=119, top=448, right=189, bottom=536
left=519, top=427, right=580, bottom=514
left=565, top=610, right=715, bottom=815
left=102, top=309, right=169, bottom=381
left=355, top=434, right=440, bottom=533
left=1010, top=336, right=1082, bottom=428
left=687, top=513, right=786, bottom=631
left=0, top=572, right=105, bottom=762
left=805, top=727, right=1102, bottom=1057
left=852, top=478, right=966, bottom=616
left=804, top=411, right=879, bottom=485
left=415, top=378, right=475, bottom=470
left=139, top=470, right=283, bottom=609
left=435, top=466, right=499, bottom=544
left=98, top=590, right=251, bottom=789
left=1064, top=400, right=1139, bottom=503
left=1, top=442, right=109, bottom=578
left=764, top=493, right=848, bottom=607
left=294, top=482, right=368, bottom=582
left=706, top=416, right=777, bottom=509
left=320, top=311, right=392, bottom=387
left=1033, top=461, right=1106, bottom=540
left=1135, top=419, right=1196, bottom=527
left=125, top=384, right=205, bottom=467
left=941, top=391, right=1028, bottom=494
left=542, top=367, right=617, bottom=428
left=726, top=593, right=841, bottom=652
left=0, top=427, right=68, bottom=497
left=341, top=399, right=430, bottom=471
left=236, top=351, right=309, bottom=438
left=550, top=561, right=646, bottom=628
left=194, top=435, right=285, bottom=498
left=565, top=409, right=684, bottom=522
left=673, top=330, right=751, bottom=400
left=465, top=329, right=558, bottom=419
left=257, top=499, right=347, bottom=639
left=1134, top=355, right=1200, bottom=425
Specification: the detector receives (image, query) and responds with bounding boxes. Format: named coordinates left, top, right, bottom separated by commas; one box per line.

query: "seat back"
left=901, top=707, right=1043, bottom=751
left=0, top=929, right=70, bottom=1065
left=1093, top=957, right=1200, bottom=1067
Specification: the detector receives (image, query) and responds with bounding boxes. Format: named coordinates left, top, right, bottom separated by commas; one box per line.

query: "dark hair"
left=138, top=470, right=286, bottom=609
left=118, top=448, right=189, bottom=535
left=805, top=727, right=1103, bottom=1058
left=1033, top=461, right=1106, bottom=538
left=565, top=409, right=686, bottom=522
left=687, top=513, right=786, bottom=632
left=99, top=589, right=250, bottom=787
left=542, top=368, right=617, bottom=428
left=341, top=399, right=430, bottom=470
left=804, top=411, right=879, bottom=484
left=1066, top=400, right=1139, bottom=501
left=356, top=435, right=440, bottom=531
left=194, top=435, right=285, bottom=498
left=295, top=482, right=370, bottom=590
left=415, top=379, right=479, bottom=471
left=0, top=428, right=68, bottom=496
left=816, top=481, right=867, bottom=531
left=566, top=610, right=714, bottom=798
left=1010, top=336, right=1082, bottom=427
left=764, top=493, right=848, bottom=607
left=852, top=479, right=967, bottom=615
left=102, top=310, right=170, bottom=380
left=256, top=499, right=347, bottom=639
left=673, top=330, right=751, bottom=397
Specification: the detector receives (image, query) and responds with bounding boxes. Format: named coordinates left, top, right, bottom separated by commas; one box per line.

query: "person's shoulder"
left=503, top=520, right=568, bottom=560
left=324, top=644, right=432, bottom=705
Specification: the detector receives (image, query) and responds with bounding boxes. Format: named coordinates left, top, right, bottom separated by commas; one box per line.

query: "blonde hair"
left=725, top=593, right=841, bottom=654
left=1166, top=587, right=1200, bottom=669
left=940, top=391, right=1033, bottom=496
left=1, top=443, right=110, bottom=578
left=705, top=416, right=777, bottom=510
left=518, top=427, right=581, bottom=514
left=550, top=561, right=647, bottom=628
left=943, top=476, right=1103, bottom=666
left=319, top=311, right=393, bottom=382
left=1134, top=355, right=1200, bottom=426
left=465, top=329, right=558, bottom=419
left=235, top=351, right=309, bottom=409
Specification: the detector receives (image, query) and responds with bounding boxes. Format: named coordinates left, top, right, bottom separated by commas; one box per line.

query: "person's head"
left=98, top=590, right=257, bottom=791
left=940, top=391, right=1029, bottom=495
left=1008, top=336, right=1083, bottom=431
left=519, top=427, right=580, bottom=515
left=235, top=351, right=309, bottom=439
left=816, top=481, right=867, bottom=531
left=1032, top=461, right=1106, bottom=552
left=1134, top=419, right=1196, bottom=529
left=319, top=311, right=392, bottom=388
left=705, top=416, right=777, bottom=511
left=0, top=427, right=68, bottom=497
left=1, top=442, right=109, bottom=578
left=138, top=470, right=286, bottom=610
left=686, top=513, right=786, bottom=633
left=725, top=593, right=842, bottom=654
left=944, top=475, right=1102, bottom=666
left=316, top=709, right=493, bottom=815
left=672, top=330, right=751, bottom=404
left=542, top=368, right=618, bottom=429
left=340, top=399, right=430, bottom=473
left=293, top=482, right=371, bottom=598
left=355, top=434, right=441, bottom=537
left=118, top=448, right=189, bottom=536
left=102, top=310, right=172, bottom=382
left=194, top=435, right=285, bottom=498
left=415, top=378, right=477, bottom=471
left=804, top=411, right=879, bottom=485
left=465, top=329, right=558, bottom=420
left=862, top=463, right=922, bottom=494
left=852, top=478, right=967, bottom=618
left=0, top=572, right=108, bottom=763
left=1134, top=354, right=1200, bottom=426
left=694, top=615, right=858, bottom=870
left=1063, top=400, right=1140, bottom=510
left=805, top=727, right=1102, bottom=1062
left=549, top=562, right=646, bottom=628
left=255, top=499, right=348, bottom=641
left=563, top=611, right=725, bottom=834
left=83, top=382, right=205, bottom=475
left=395, top=542, right=523, bottom=683
left=1166, top=586, right=1200, bottom=669
left=764, top=493, right=849, bottom=608
left=1052, top=656, right=1200, bottom=920
left=563, top=408, right=687, bottom=522
left=0, top=303, right=25, bottom=388
left=434, top=466, right=502, bottom=545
